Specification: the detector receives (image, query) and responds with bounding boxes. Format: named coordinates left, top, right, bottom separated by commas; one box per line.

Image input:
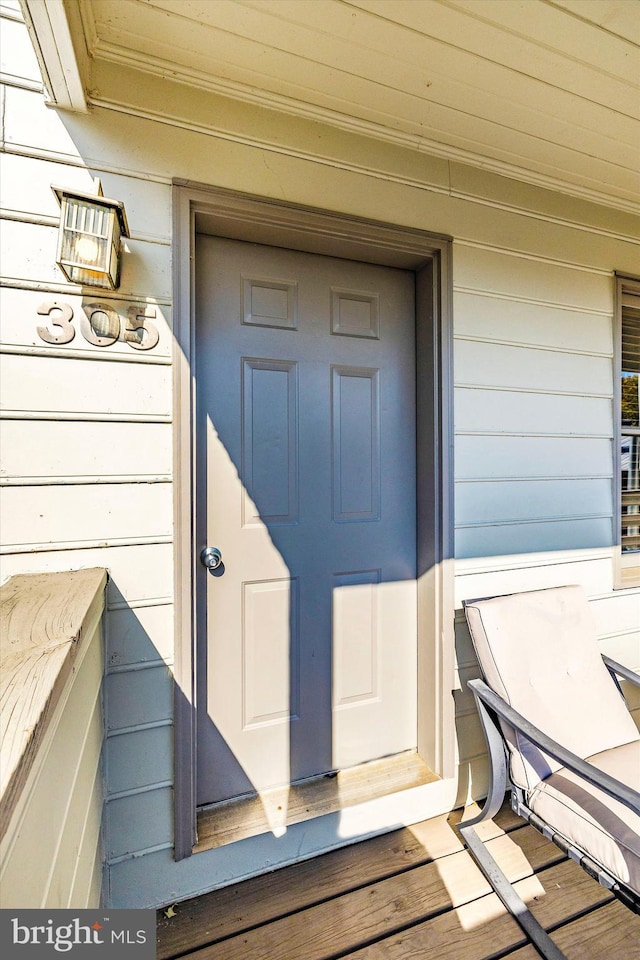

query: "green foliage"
left=622, top=374, right=639, bottom=424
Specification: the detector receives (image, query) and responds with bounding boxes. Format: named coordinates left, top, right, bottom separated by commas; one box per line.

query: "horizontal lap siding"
left=105, top=726, right=174, bottom=796
left=0, top=419, right=172, bottom=481
left=455, top=388, right=612, bottom=436
left=3, top=7, right=639, bottom=908
left=0, top=10, right=42, bottom=87
left=0, top=152, right=172, bottom=244
left=0, top=483, right=172, bottom=550
left=453, top=243, right=615, bottom=565
left=105, top=788, right=174, bottom=861
left=0, top=30, right=177, bottom=904
left=107, top=604, right=174, bottom=667
left=456, top=479, right=613, bottom=524
left=1, top=353, right=172, bottom=420
left=456, top=436, right=612, bottom=479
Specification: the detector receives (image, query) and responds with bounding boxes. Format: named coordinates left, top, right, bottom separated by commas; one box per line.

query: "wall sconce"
left=52, top=185, right=129, bottom=290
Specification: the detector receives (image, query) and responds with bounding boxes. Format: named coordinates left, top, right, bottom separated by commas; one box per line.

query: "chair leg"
left=459, top=821, right=567, bottom=960
left=460, top=688, right=566, bottom=957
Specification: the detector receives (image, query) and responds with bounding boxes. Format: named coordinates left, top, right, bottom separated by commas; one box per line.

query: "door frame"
left=172, top=181, right=455, bottom=860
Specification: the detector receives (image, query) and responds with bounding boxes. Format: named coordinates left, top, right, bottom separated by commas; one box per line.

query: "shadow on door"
left=194, top=235, right=420, bottom=833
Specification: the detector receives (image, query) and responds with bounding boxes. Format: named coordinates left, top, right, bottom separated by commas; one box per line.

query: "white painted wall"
left=1, top=3, right=638, bottom=909
left=0, top=575, right=105, bottom=909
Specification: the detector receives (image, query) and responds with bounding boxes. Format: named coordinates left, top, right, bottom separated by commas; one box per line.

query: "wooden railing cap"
left=0, top=568, right=107, bottom=838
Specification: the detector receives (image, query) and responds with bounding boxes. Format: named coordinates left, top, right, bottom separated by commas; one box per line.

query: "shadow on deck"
left=156, top=802, right=640, bottom=960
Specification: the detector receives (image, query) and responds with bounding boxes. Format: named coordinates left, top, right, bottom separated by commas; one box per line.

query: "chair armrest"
left=602, top=655, right=640, bottom=688
left=467, top=678, right=640, bottom=818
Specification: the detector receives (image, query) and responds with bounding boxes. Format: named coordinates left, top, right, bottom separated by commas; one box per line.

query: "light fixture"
left=52, top=184, right=129, bottom=289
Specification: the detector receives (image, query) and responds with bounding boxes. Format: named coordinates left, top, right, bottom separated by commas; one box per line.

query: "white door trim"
left=172, top=182, right=455, bottom=860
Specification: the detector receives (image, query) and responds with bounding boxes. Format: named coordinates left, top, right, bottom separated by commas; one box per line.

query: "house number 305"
left=36, top=301, right=160, bottom=351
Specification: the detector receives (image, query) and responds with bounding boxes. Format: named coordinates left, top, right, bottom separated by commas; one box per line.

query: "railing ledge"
left=0, top=568, right=107, bottom=840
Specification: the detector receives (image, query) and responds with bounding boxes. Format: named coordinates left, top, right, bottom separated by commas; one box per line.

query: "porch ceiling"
left=25, top=0, right=640, bottom=213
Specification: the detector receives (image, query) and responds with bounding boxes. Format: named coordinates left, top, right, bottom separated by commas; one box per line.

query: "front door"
left=195, top=235, right=418, bottom=808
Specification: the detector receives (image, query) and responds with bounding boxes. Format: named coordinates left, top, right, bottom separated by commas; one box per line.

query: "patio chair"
left=459, top=585, right=640, bottom=960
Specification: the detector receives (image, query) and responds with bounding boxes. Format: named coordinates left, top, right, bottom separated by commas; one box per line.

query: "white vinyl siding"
left=0, top=5, right=176, bottom=902
left=453, top=244, right=614, bottom=563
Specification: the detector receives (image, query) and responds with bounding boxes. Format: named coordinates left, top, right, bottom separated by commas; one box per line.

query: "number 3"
left=37, top=302, right=75, bottom=344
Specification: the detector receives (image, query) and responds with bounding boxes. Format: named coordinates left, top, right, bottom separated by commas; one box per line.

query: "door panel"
left=242, top=358, right=298, bottom=524
left=332, top=365, right=380, bottom=521
left=195, top=236, right=417, bottom=807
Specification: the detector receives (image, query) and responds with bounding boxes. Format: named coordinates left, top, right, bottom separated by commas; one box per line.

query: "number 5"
left=125, top=305, right=160, bottom=351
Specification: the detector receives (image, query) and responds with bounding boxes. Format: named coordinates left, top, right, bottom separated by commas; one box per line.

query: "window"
left=616, top=275, right=640, bottom=588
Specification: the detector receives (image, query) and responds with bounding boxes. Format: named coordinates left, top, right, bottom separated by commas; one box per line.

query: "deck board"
left=156, top=803, right=640, bottom=960
left=157, top=817, right=463, bottom=957
left=341, top=860, right=615, bottom=960
left=342, top=898, right=525, bottom=960
left=551, top=900, right=640, bottom=960
left=181, top=859, right=490, bottom=960
left=156, top=805, right=522, bottom=958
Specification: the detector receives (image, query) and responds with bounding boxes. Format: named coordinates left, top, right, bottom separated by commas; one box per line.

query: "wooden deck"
left=156, top=803, right=640, bottom=960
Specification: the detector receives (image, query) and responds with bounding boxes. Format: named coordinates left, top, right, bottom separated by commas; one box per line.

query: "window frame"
left=614, top=272, right=640, bottom=590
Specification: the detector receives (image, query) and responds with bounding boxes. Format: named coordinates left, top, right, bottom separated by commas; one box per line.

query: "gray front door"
left=195, top=235, right=417, bottom=807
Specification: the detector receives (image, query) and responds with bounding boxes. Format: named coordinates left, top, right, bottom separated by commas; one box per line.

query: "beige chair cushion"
left=529, top=740, right=640, bottom=895
left=464, top=585, right=640, bottom=791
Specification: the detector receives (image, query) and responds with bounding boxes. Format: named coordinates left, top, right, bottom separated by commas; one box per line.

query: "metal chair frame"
left=458, top=651, right=640, bottom=960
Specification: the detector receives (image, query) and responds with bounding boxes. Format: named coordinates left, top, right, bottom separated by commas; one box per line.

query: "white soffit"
left=29, top=0, right=640, bottom=211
